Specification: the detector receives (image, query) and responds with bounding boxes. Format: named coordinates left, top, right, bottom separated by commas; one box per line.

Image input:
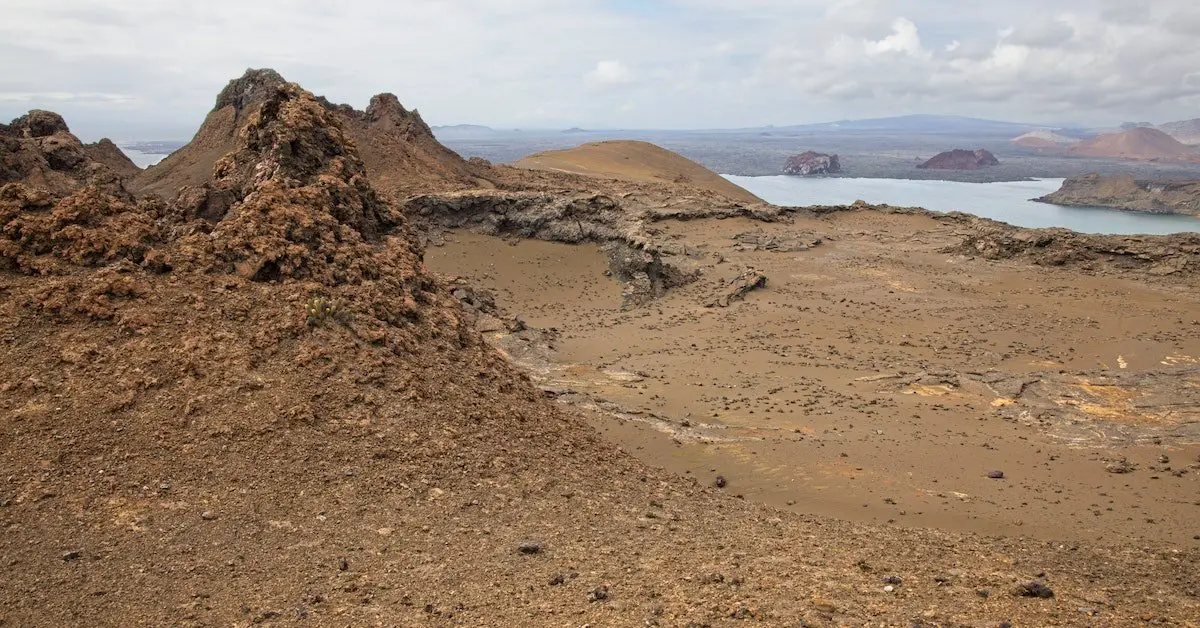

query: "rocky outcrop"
left=783, top=151, right=841, bottom=176
left=951, top=223, right=1200, bottom=276
left=81, top=139, right=141, bottom=177
left=323, top=92, right=486, bottom=196
left=134, top=68, right=486, bottom=201
left=1035, top=174, right=1200, bottom=216
left=1, top=110, right=132, bottom=195
left=917, top=149, right=999, bottom=170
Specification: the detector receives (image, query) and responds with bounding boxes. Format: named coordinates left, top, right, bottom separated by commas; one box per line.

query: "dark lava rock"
left=784, top=151, right=842, bottom=176
left=986, top=470, right=1005, bottom=479
left=917, top=149, right=999, bottom=170
left=11, top=110, right=70, bottom=138
left=587, top=586, right=609, bottom=602
left=61, top=550, right=82, bottom=562
left=1014, top=581, right=1055, bottom=599
left=714, top=475, right=727, bottom=488
left=883, top=575, right=903, bottom=585
left=518, top=540, right=542, bottom=555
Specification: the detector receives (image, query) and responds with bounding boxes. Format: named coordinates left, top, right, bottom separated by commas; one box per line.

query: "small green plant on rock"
left=305, top=295, right=350, bottom=327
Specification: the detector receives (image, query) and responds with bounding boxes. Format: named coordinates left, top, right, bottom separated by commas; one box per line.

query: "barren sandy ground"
left=428, top=209, right=1200, bottom=547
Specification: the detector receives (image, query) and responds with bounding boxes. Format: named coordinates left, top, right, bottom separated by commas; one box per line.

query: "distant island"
left=1035, top=173, right=1200, bottom=216
left=783, top=151, right=841, bottom=176
left=917, top=149, right=999, bottom=170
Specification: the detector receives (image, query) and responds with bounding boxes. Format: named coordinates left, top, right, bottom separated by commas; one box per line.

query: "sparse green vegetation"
left=305, top=295, right=350, bottom=326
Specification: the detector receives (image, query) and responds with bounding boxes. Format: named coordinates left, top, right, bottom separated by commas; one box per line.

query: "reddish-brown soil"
left=2, top=73, right=1198, bottom=626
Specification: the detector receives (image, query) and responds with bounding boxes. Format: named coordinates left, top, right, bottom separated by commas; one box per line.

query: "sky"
left=1, top=0, right=1198, bottom=140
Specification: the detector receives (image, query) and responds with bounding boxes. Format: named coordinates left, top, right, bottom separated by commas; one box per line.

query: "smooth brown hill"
left=133, top=68, right=483, bottom=201
left=1068, top=127, right=1196, bottom=160
left=515, top=140, right=762, bottom=204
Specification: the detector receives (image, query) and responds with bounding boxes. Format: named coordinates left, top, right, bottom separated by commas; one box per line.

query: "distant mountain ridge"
left=1156, top=118, right=1200, bottom=145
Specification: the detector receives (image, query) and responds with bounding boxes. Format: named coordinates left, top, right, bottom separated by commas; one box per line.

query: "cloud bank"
left=1, top=0, right=1196, bottom=139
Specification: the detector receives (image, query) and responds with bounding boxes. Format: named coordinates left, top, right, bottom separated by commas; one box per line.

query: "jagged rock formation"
left=1, top=110, right=136, bottom=194
left=134, top=68, right=484, bottom=201
left=131, top=69, right=287, bottom=199
left=320, top=92, right=487, bottom=196
left=1035, top=173, right=1200, bottom=216
left=1067, top=127, right=1196, bottom=161
left=917, top=149, right=999, bottom=170
left=783, top=151, right=841, bottom=176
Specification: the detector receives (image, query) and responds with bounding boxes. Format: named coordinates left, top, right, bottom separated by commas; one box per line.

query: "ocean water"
left=117, top=146, right=167, bottom=169
left=725, top=175, right=1200, bottom=236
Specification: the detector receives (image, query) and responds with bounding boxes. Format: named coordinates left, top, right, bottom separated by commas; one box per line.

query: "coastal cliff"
left=1035, top=173, right=1200, bottom=216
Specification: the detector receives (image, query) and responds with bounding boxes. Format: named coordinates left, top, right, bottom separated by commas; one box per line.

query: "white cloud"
left=586, top=60, right=633, bottom=85
left=865, top=18, right=927, bottom=57
left=0, top=0, right=1197, bottom=136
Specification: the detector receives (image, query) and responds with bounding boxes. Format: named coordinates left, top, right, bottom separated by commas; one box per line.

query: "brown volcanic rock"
left=917, top=148, right=999, bottom=170
left=1068, top=127, right=1196, bottom=161
left=324, top=92, right=485, bottom=196
left=783, top=151, right=841, bottom=176
left=132, top=69, right=287, bottom=198
left=135, top=68, right=483, bottom=201
left=80, top=138, right=141, bottom=177
left=1036, top=173, right=1200, bottom=216
left=0, top=110, right=131, bottom=195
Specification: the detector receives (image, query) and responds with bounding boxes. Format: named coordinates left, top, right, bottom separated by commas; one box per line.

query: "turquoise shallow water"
left=725, top=175, right=1200, bottom=236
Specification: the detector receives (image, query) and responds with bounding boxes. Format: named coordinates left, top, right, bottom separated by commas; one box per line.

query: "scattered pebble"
left=986, top=470, right=1005, bottom=479
left=61, top=550, right=82, bottom=562
left=883, top=585, right=895, bottom=593
left=883, top=575, right=903, bottom=585
left=200, top=510, right=217, bottom=521
left=1014, top=581, right=1055, bottom=599
left=338, top=558, right=349, bottom=571
left=587, top=586, right=609, bottom=602
left=518, top=540, right=542, bottom=555
left=1105, top=458, right=1135, bottom=474
left=714, top=475, right=727, bottom=489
